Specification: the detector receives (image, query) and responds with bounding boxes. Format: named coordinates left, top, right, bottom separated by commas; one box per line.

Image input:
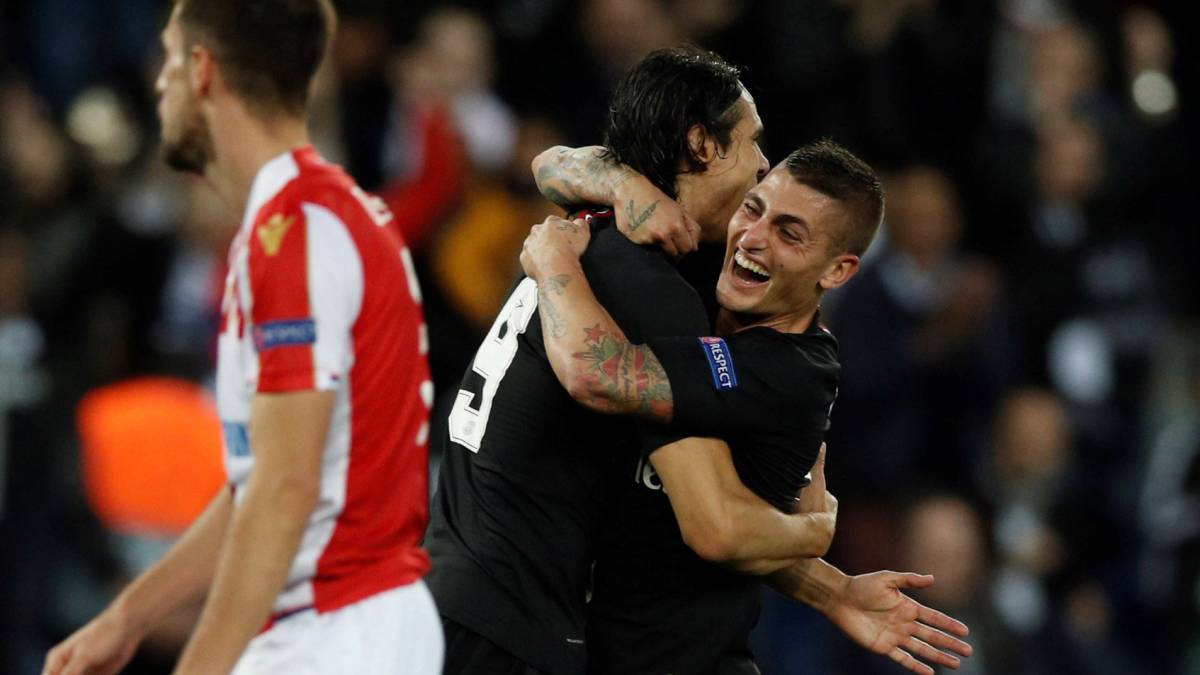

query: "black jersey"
left=586, top=320, right=840, bottom=675
left=424, top=216, right=711, bottom=675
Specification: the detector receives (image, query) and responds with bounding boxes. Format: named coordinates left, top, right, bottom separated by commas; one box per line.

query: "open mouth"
left=731, top=250, right=770, bottom=285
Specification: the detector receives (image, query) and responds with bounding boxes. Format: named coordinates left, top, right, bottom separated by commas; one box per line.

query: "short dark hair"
left=783, top=140, right=884, bottom=257
left=602, top=46, right=745, bottom=199
left=176, top=0, right=335, bottom=114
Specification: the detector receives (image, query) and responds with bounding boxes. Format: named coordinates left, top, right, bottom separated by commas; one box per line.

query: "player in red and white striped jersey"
left=43, top=2, right=441, bottom=674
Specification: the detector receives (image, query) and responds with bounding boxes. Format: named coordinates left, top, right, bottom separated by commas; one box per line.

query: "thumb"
left=890, top=572, right=935, bottom=589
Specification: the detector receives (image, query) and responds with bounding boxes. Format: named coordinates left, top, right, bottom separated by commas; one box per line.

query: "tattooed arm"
left=531, top=146, right=700, bottom=257
left=521, top=215, right=676, bottom=424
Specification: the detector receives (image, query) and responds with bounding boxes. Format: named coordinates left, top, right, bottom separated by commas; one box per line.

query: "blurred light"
left=66, top=87, right=142, bottom=167
left=1131, top=69, right=1178, bottom=117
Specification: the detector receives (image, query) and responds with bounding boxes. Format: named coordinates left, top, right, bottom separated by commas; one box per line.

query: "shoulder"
left=729, top=327, right=840, bottom=393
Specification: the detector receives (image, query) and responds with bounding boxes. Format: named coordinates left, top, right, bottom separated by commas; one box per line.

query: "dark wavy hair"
left=176, top=0, right=335, bottom=114
left=602, top=46, right=746, bottom=199
left=783, top=139, right=885, bottom=257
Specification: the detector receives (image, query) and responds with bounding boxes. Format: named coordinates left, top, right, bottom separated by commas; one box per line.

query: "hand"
left=520, top=215, right=591, bottom=281
left=613, top=176, right=700, bottom=258
left=824, top=572, right=973, bottom=675
left=43, top=608, right=142, bottom=675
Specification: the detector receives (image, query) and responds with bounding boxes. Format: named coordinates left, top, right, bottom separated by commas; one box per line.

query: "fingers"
left=42, top=645, right=66, bottom=675
left=890, top=572, right=934, bottom=589
left=888, top=646, right=934, bottom=675
left=913, top=623, right=974, bottom=659
left=915, top=602, right=970, bottom=638
left=684, top=214, right=701, bottom=252
left=904, top=636, right=961, bottom=670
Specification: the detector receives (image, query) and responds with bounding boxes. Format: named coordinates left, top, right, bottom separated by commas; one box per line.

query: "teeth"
left=734, top=251, right=770, bottom=278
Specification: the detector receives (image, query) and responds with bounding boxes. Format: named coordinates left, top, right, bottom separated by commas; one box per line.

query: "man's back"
left=426, top=220, right=710, bottom=674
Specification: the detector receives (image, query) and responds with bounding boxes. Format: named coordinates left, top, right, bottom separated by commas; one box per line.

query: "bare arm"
left=43, top=488, right=232, bottom=675
left=171, top=390, right=334, bottom=675
left=532, top=146, right=699, bottom=257
left=522, top=216, right=676, bottom=423
left=651, top=437, right=836, bottom=573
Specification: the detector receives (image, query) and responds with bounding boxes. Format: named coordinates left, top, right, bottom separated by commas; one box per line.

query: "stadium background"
left=0, top=0, right=1197, bottom=673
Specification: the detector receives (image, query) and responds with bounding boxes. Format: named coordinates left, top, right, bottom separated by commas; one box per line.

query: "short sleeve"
left=248, top=200, right=363, bottom=393
left=578, top=229, right=712, bottom=454
left=645, top=333, right=776, bottom=443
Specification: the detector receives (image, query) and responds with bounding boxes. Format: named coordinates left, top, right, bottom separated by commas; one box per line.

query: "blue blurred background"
left=0, top=1, right=1197, bottom=673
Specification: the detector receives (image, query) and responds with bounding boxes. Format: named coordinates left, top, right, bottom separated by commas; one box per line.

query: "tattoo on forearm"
left=538, top=274, right=572, bottom=339
left=572, top=323, right=673, bottom=420
left=626, top=199, right=659, bottom=232
left=536, top=147, right=634, bottom=206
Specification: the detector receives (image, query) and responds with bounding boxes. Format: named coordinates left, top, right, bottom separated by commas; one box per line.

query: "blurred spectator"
left=379, top=7, right=516, bottom=254
left=827, top=165, right=1017, bottom=504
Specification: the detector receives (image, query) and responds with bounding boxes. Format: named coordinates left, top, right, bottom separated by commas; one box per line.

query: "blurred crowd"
left=0, top=1, right=1197, bottom=673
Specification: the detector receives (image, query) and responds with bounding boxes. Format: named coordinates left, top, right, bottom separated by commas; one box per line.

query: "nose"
left=755, top=145, right=769, bottom=181
left=739, top=214, right=770, bottom=250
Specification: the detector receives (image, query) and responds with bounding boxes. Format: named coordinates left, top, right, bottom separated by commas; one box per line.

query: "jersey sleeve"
left=248, top=200, right=363, bottom=393
left=645, top=333, right=779, bottom=441
left=648, top=331, right=839, bottom=509
left=578, top=230, right=712, bottom=455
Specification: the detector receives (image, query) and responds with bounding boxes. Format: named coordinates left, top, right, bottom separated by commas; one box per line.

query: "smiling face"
left=682, top=90, right=770, bottom=243
left=155, top=7, right=213, bottom=175
left=715, top=166, right=860, bottom=329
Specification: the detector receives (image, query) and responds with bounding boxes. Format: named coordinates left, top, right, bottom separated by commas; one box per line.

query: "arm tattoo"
left=537, top=274, right=572, bottom=339
left=536, top=147, right=635, bottom=207
left=625, top=199, right=659, bottom=232
left=572, top=323, right=674, bottom=420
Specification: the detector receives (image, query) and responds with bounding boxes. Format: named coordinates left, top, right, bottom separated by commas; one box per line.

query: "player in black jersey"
left=522, top=141, right=973, bottom=674
left=424, top=47, right=843, bottom=675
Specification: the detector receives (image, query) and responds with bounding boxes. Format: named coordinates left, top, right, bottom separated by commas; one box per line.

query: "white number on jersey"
left=448, top=278, right=539, bottom=452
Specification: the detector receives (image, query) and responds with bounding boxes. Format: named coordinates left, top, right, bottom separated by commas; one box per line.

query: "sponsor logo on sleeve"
left=253, top=318, right=316, bottom=351
left=699, top=336, right=738, bottom=390
left=257, top=213, right=296, bottom=256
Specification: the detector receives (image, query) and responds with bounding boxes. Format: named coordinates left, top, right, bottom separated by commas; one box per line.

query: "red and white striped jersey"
left=216, top=146, right=432, bottom=616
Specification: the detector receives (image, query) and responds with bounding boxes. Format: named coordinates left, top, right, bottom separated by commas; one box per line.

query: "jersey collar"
left=241, top=146, right=310, bottom=232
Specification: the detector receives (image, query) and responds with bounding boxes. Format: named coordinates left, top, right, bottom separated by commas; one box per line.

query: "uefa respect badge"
left=699, top=337, right=738, bottom=390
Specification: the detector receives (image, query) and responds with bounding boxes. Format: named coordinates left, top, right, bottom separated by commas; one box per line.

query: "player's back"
left=218, top=147, right=432, bottom=617
left=425, top=218, right=710, bottom=675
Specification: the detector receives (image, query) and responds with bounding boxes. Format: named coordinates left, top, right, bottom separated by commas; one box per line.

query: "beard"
left=161, top=107, right=213, bottom=175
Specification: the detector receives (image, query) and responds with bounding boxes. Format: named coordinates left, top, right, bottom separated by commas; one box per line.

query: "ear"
left=818, top=254, right=860, bottom=291
left=188, top=43, right=217, bottom=99
left=686, top=123, right=718, bottom=169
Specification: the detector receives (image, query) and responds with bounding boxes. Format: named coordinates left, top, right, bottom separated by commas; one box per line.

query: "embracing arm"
left=651, top=437, right=835, bottom=574
left=171, top=390, right=333, bottom=675
left=535, top=251, right=675, bottom=424
left=532, top=145, right=634, bottom=211
left=532, top=146, right=699, bottom=256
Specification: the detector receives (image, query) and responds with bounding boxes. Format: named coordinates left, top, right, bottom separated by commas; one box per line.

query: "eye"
left=742, top=201, right=760, bottom=216
left=781, top=227, right=802, bottom=242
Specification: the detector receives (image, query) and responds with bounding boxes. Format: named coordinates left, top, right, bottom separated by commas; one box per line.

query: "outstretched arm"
left=521, top=216, right=675, bottom=424
left=532, top=145, right=699, bottom=257
left=769, top=560, right=974, bottom=675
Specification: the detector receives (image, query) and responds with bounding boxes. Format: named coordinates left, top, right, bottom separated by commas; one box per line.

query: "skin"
left=44, top=8, right=335, bottom=675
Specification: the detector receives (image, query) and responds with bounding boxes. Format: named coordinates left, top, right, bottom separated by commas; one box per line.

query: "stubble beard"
left=162, top=106, right=213, bottom=176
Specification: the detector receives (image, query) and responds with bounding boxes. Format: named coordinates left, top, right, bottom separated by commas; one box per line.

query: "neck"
left=717, top=298, right=820, bottom=336
left=674, top=174, right=726, bottom=245
left=203, top=101, right=310, bottom=220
